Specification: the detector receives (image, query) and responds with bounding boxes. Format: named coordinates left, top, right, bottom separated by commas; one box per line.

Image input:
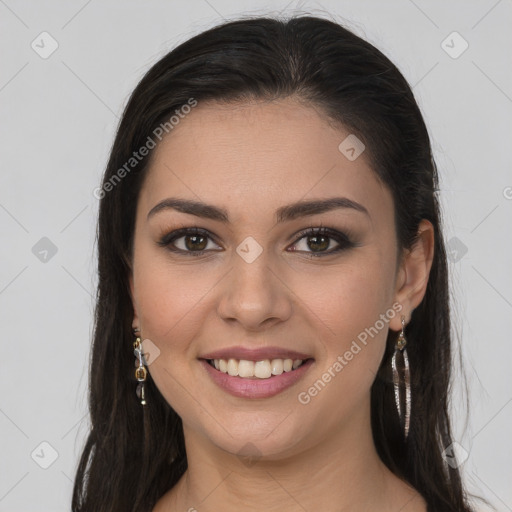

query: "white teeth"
left=254, top=360, right=272, bottom=379
left=227, top=358, right=238, bottom=376
left=238, top=359, right=255, bottom=378
left=211, top=357, right=306, bottom=379
left=270, top=359, right=284, bottom=375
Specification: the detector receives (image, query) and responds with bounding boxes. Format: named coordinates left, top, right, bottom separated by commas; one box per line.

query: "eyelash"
left=157, top=225, right=357, bottom=258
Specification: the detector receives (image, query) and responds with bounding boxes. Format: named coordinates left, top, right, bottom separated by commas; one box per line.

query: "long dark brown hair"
left=72, top=15, right=477, bottom=511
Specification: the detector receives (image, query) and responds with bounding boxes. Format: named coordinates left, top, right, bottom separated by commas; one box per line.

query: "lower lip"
left=200, top=359, right=314, bottom=399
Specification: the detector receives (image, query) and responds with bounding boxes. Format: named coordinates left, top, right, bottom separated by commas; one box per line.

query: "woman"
left=72, top=15, right=476, bottom=512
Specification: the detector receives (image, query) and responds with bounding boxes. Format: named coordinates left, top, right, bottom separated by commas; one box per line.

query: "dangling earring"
left=133, top=327, right=147, bottom=406
left=391, top=315, right=411, bottom=440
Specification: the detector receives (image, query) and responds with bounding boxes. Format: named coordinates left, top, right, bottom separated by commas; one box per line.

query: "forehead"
left=139, top=98, right=392, bottom=225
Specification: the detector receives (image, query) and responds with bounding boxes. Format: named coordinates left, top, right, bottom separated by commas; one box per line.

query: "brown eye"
left=158, top=227, right=221, bottom=255
left=182, top=234, right=208, bottom=251
left=289, top=227, right=356, bottom=257
left=305, top=233, right=331, bottom=252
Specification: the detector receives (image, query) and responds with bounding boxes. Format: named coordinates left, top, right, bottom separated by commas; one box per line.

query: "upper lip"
left=200, top=346, right=313, bottom=361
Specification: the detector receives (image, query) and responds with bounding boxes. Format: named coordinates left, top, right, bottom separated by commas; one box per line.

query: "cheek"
left=133, top=259, right=214, bottom=420
left=134, top=248, right=219, bottom=343
left=296, top=252, right=396, bottom=343
left=294, top=250, right=396, bottom=394
left=292, top=284, right=392, bottom=434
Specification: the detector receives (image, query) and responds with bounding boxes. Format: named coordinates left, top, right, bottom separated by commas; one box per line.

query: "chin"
left=192, top=408, right=314, bottom=461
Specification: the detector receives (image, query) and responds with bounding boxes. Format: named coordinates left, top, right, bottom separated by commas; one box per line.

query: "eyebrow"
left=147, top=196, right=370, bottom=223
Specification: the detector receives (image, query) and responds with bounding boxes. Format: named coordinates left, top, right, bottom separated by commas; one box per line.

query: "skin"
left=128, top=97, right=434, bottom=511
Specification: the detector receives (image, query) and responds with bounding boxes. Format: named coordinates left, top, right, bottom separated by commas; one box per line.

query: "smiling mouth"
left=205, top=357, right=312, bottom=379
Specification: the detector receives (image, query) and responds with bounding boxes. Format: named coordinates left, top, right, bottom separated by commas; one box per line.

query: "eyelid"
left=290, top=221, right=352, bottom=242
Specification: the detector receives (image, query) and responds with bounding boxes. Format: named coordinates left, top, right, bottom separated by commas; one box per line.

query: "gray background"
left=1, top=0, right=511, bottom=510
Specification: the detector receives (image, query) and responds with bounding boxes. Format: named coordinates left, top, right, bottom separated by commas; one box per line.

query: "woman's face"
left=129, top=98, right=411, bottom=459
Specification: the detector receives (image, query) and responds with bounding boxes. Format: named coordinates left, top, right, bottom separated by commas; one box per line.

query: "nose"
left=216, top=249, right=293, bottom=332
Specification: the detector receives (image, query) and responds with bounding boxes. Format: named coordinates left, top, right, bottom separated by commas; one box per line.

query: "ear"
left=390, top=219, right=435, bottom=331
left=129, top=272, right=140, bottom=331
